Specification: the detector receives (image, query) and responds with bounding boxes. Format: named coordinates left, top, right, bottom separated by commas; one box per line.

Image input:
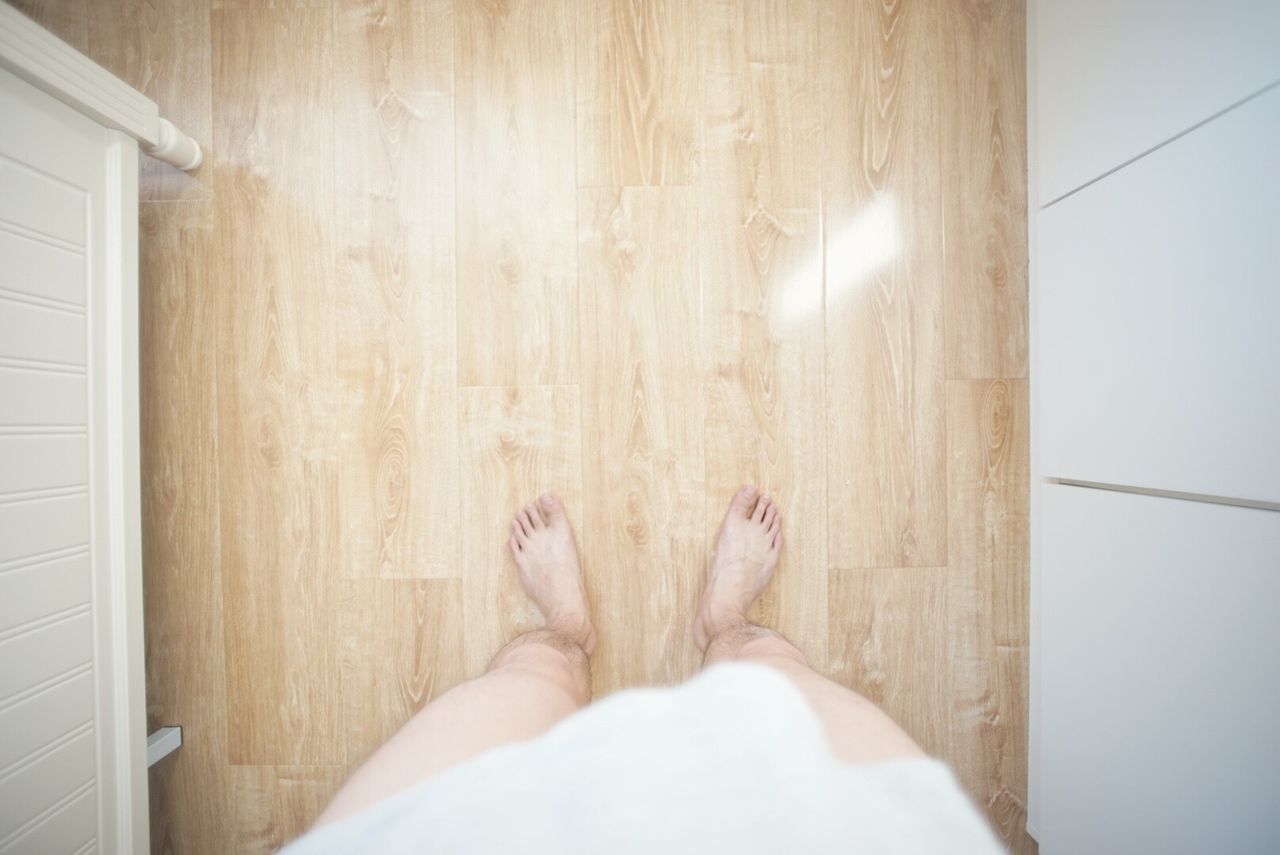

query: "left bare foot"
left=509, top=493, right=596, bottom=655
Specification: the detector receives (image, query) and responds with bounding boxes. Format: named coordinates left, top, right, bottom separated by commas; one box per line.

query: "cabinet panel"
left=0, top=552, right=91, bottom=631
left=0, top=435, right=88, bottom=494
left=0, top=494, right=90, bottom=563
left=1038, top=484, right=1280, bottom=854
left=0, top=368, right=86, bottom=426
left=0, top=611, right=93, bottom=699
left=1038, top=86, right=1280, bottom=504
left=0, top=670, right=94, bottom=770
left=1035, top=0, right=1280, bottom=203
left=0, top=296, right=85, bottom=365
left=0, top=156, right=86, bottom=247
left=0, top=229, right=84, bottom=306
left=0, top=22, right=148, bottom=853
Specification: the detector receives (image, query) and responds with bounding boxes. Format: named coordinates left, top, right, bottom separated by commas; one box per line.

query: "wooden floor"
left=18, top=0, right=1032, bottom=851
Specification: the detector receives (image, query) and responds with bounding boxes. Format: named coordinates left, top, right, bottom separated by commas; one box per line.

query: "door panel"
left=1039, top=483, right=1280, bottom=854
left=1035, top=0, right=1280, bottom=203
left=1038, top=86, right=1280, bottom=505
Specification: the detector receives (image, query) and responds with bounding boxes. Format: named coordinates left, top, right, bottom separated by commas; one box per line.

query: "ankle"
left=702, top=603, right=749, bottom=645
left=704, top=621, right=788, bottom=664
left=545, top=614, right=594, bottom=654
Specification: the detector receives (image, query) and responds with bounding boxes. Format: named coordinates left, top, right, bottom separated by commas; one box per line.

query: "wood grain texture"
left=828, top=566, right=952, bottom=756
left=340, top=580, right=466, bottom=766
left=211, top=0, right=331, bottom=8
left=459, top=386, right=583, bottom=678
left=455, top=0, right=578, bottom=386
left=820, top=0, right=948, bottom=569
left=697, top=0, right=827, bottom=666
left=212, top=8, right=344, bottom=765
left=579, top=187, right=704, bottom=695
left=940, top=0, right=1028, bottom=379
left=36, top=0, right=1034, bottom=845
left=138, top=201, right=232, bottom=854
left=334, top=0, right=459, bottom=579
left=947, top=378, right=1033, bottom=853
left=230, top=766, right=345, bottom=855
left=8, top=0, right=88, bottom=53
left=577, top=0, right=697, bottom=186
left=86, top=0, right=213, bottom=200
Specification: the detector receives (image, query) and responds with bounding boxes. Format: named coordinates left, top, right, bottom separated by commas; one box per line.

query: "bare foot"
left=693, top=485, right=783, bottom=652
left=509, top=493, right=596, bottom=655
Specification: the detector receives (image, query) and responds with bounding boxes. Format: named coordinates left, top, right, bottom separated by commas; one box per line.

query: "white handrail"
left=0, top=1, right=203, bottom=172
left=144, top=117, right=202, bottom=171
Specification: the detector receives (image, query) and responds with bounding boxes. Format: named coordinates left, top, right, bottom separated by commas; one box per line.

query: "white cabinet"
left=1038, top=86, right=1280, bottom=506
left=1030, top=1, right=1280, bottom=850
left=0, top=5, right=200, bottom=852
left=1035, top=0, right=1280, bottom=203
left=1039, top=484, right=1280, bottom=855
left=0, top=62, right=146, bottom=854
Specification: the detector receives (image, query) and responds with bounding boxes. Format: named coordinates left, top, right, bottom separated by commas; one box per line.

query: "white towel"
left=284, top=663, right=1006, bottom=854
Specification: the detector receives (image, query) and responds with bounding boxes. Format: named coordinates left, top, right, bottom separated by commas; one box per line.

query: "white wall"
left=1029, top=1, right=1280, bottom=851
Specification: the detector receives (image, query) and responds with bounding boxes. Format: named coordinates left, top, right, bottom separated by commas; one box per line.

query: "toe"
left=526, top=503, right=545, bottom=530
left=753, top=496, right=770, bottom=524
left=512, top=519, right=527, bottom=543
left=539, top=492, right=566, bottom=520
left=509, top=534, right=521, bottom=554
left=763, top=503, right=778, bottom=528
left=772, top=530, right=783, bottom=551
left=730, top=484, right=759, bottom=515
left=516, top=510, right=534, bottom=537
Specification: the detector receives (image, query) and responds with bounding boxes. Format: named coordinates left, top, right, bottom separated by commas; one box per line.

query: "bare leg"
left=315, top=493, right=594, bottom=826
left=694, top=486, right=924, bottom=765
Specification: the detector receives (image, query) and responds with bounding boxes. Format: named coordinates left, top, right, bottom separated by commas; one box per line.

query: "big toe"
left=539, top=492, right=566, bottom=520
left=729, top=484, right=759, bottom=515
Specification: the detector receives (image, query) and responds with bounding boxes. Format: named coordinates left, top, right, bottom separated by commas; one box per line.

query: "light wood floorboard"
left=458, top=386, right=584, bottom=678
left=940, top=0, right=1029, bottom=379
left=947, top=378, right=1034, bottom=853
left=828, top=566, right=953, bottom=757
left=578, top=186, right=704, bottom=694
left=454, top=0, right=578, bottom=386
left=138, top=202, right=233, bottom=853
left=19, top=0, right=1032, bottom=850
left=212, top=7, right=344, bottom=766
left=697, top=0, right=827, bottom=667
left=820, top=0, right=949, bottom=570
left=334, top=0, right=459, bottom=579
left=577, top=0, right=698, bottom=187
left=229, top=766, right=345, bottom=855
left=339, top=579, right=466, bottom=767
left=9, top=0, right=88, bottom=53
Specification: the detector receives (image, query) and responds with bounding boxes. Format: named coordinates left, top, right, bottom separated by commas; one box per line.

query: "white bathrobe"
left=283, top=663, right=1006, bottom=854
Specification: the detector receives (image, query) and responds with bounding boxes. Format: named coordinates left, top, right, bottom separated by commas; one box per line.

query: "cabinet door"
left=1035, top=0, right=1280, bottom=203
left=1038, top=483, right=1280, bottom=855
left=0, top=66, right=145, bottom=853
left=1038, top=85, right=1280, bottom=505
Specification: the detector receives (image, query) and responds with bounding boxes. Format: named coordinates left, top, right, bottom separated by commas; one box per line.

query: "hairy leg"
left=696, top=486, right=924, bottom=765
left=315, top=493, right=594, bottom=826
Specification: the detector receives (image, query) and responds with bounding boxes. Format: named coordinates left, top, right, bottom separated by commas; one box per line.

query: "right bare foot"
left=509, top=493, right=596, bottom=655
left=693, top=485, right=783, bottom=652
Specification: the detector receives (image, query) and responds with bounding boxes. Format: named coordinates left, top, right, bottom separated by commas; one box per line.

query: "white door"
left=0, top=65, right=147, bottom=853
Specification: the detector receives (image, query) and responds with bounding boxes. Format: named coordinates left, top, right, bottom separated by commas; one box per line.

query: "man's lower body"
left=315, top=486, right=922, bottom=827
